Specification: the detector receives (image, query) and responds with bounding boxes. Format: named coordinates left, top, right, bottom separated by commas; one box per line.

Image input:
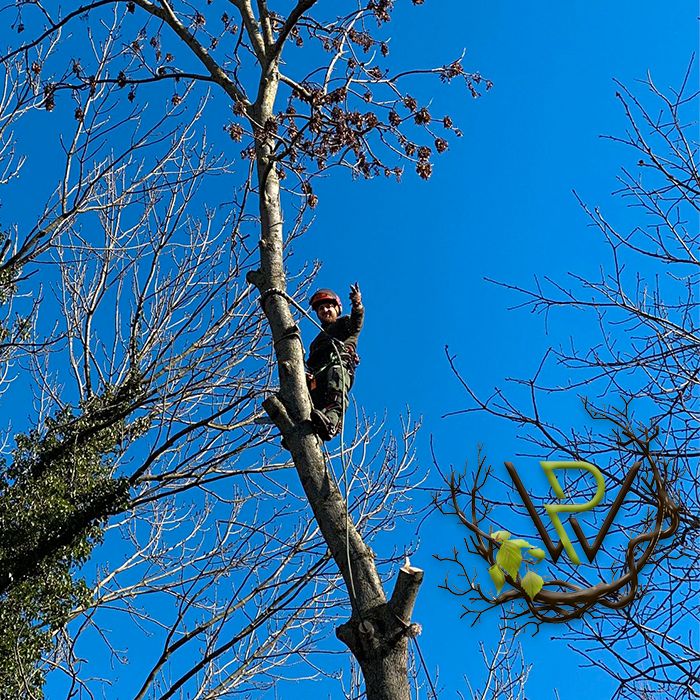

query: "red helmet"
left=310, top=288, right=342, bottom=314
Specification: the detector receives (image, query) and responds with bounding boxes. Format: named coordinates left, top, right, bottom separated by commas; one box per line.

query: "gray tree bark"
left=246, top=62, right=424, bottom=700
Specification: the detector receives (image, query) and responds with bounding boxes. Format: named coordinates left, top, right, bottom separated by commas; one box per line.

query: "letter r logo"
left=541, top=461, right=606, bottom=564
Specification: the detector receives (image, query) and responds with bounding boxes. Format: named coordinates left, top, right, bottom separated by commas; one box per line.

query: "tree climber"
left=306, top=284, right=363, bottom=441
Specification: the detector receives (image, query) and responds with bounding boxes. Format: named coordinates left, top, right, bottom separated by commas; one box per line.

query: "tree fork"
left=336, top=562, right=425, bottom=700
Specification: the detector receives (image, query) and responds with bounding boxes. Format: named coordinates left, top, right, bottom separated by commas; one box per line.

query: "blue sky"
left=294, top=2, right=697, bottom=698
left=7, top=1, right=695, bottom=698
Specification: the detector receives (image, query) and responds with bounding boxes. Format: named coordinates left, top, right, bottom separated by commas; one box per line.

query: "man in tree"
left=306, top=284, right=363, bottom=440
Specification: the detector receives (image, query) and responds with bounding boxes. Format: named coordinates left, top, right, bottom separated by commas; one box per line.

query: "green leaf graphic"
left=488, top=564, right=506, bottom=594
left=496, top=540, right=522, bottom=579
left=529, top=547, right=546, bottom=561
left=491, top=530, right=511, bottom=542
left=521, top=570, right=544, bottom=600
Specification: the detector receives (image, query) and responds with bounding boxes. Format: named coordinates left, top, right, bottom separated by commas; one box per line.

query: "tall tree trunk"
left=246, top=70, right=424, bottom=700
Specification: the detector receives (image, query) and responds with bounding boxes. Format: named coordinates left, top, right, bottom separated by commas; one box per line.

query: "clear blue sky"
left=293, top=2, right=697, bottom=697
left=19, top=1, right=694, bottom=698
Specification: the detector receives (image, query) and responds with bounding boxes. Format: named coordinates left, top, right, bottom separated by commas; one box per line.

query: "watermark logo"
left=437, top=446, right=679, bottom=620
left=505, top=460, right=640, bottom=565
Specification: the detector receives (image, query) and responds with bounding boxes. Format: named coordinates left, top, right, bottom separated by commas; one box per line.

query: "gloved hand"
left=349, top=282, right=362, bottom=308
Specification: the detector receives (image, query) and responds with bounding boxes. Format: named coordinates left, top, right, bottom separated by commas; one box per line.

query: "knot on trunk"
left=336, top=603, right=417, bottom=661
left=245, top=269, right=264, bottom=287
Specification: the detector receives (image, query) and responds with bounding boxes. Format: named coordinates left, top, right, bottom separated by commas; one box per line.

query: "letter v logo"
left=505, top=461, right=641, bottom=565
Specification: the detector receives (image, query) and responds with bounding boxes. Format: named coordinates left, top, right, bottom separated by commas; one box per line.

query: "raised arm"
left=349, top=282, right=364, bottom=335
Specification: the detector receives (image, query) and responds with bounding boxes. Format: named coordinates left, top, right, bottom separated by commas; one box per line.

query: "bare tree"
left=460, top=612, right=531, bottom=700
left=437, top=64, right=699, bottom=699
left=0, top=2, right=486, bottom=698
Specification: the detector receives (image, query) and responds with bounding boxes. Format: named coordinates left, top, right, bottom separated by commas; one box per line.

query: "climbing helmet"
left=310, top=288, right=342, bottom=314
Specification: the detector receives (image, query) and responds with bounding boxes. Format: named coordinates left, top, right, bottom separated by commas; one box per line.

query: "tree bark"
left=247, top=63, right=424, bottom=700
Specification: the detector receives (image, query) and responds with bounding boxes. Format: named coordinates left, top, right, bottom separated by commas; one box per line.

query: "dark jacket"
left=307, top=304, right=364, bottom=373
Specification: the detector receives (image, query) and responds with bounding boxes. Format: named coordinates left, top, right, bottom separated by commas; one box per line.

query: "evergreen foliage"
left=0, top=391, right=133, bottom=697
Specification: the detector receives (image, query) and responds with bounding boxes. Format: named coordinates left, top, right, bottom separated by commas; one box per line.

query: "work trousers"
left=310, top=362, right=354, bottom=434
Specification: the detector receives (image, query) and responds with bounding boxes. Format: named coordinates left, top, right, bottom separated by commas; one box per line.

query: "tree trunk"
left=246, top=69, right=424, bottom=700
left=336, top=564, right=424, bottom=700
